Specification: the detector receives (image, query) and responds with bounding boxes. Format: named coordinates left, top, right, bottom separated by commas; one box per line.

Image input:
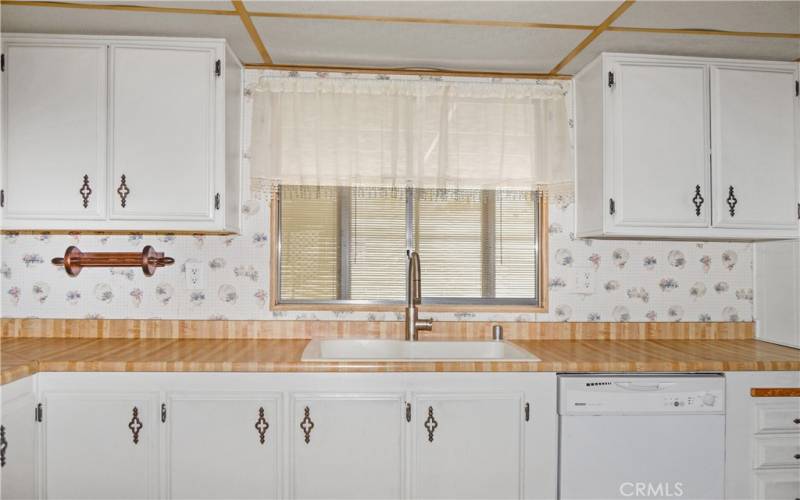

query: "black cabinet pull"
left=80, top=174, right=92, bottom=208
left=692, top=185, right=704, bottom=216
left=794, top=454, right=800, bottom=460
left=793, top=418, right=800, bottom=424
left=255, top=407, right=269, bottom=444
left=0, top=424, right=6, bottom=467
left=128, top=406, right=142, bottom=444
left=117, top=175, right=130, bottom=208
left=424, top=406, right=438, bottom=442
left=726, top=186, right=737, bottom=217
left=300, top=406, right=314, bottom=444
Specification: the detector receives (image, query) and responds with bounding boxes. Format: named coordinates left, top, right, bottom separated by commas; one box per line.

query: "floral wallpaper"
left=0, top=70, right=754, bottom=322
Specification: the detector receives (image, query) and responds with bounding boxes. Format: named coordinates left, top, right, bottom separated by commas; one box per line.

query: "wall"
left=0, top=71, right=754, bottom=323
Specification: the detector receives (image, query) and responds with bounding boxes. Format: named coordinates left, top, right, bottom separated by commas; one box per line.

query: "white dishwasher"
left=558, top=375, right=725, bottom=500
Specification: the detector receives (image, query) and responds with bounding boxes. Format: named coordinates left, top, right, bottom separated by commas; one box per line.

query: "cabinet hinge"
left=0, top=189, right=5, bottom=208
left=215, top=59, right=221, bottom=77
left=795, top=80, right=799, bottom=97
left=214, top=193, right=221, bottom=210
left=1, top=54, right=5, bottom=72
left=161, top=403, right=167, bottom=423
left=608, top=71, right=615, bottom=88
left=797, top=203, right=799, bottom=220
left=405, top=402, right=411, bottom=423
left=35, top=403, right=43, bottom=423
left=609, top=198, right=616, bottom=215
left=524, top=402, right=530, bottom=422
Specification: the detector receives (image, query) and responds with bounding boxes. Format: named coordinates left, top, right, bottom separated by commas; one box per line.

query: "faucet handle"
left=417, top=317, right=434, bottom=331
left=492, top=324, right=503, bottom=341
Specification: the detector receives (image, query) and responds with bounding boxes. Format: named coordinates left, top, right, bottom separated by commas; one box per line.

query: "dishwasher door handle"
left=614, top=382, right=677, bottom=392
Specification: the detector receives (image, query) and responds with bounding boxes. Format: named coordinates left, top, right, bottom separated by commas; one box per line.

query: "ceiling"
left=1, top=0, right=798, bottom=77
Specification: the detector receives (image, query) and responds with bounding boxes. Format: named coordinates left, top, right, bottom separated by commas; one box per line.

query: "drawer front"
left=754, top=470, right=800, bottom=500
left=755, top=402, right=800, bottom=434
left=753, top=436, right=800, bottom=469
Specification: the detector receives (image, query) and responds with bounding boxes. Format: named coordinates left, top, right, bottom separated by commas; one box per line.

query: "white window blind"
left=277, top=185, right=541, bottom=306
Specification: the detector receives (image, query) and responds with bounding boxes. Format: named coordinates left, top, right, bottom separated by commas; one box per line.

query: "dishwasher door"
left=559, top=414, right=725, bottom=500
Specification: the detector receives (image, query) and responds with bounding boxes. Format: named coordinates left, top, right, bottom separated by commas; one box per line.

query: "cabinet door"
left=755, top=240, right=800, bottom=348
left=167, top=392, right=280, bottom=500
left=711, top=65, right=798, bottom=230
left=43, top=392, right=159, bottom=499
left=609, top=60, right=710, bottom=228
left=290, top=393, right=405, bottom=499
left=411, top=393, right=524, bottom=499
left=2, top=42, right=107, bottom=220
left=1, top=392, right=37, bottom=500
left=108, top=44, right=218, bottom=221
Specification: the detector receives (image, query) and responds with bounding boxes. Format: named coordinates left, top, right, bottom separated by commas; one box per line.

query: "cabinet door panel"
left=2, top=42, right=107, bottom=219
left=611, top=61, right=710, bottom=228
left=412, top=393, right=523, bottom=499
left=109, top=44, right=216, bottom=221
left=43, top=392, right=159, bottom=499
left=1, top=393, right=37, bottom=500
left=290, top=394, right=404, bottom=500
left=167, top=392, right=280, bottom=500
left=712, top=66, right=798, bottom=229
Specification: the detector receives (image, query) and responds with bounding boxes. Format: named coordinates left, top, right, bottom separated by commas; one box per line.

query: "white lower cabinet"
left=1, top=377, right=37, bottom=500
left=166, top=392, right=281, bottom=500
left=27, top=371, right=557, bottom=500
left=290, top=394, right=405, bottom=499
left=42, top=391, right=160, bottom=499
left=725, top=371, right=800, bottom=500
left=412, top=393, right=523, bottom=499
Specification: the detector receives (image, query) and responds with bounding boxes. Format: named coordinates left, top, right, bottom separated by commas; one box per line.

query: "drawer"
left=755, top=402, right=800, bottom=434
left=753, top=435, right=800, bottom=469
left=754, top=470, right=800, bottom=500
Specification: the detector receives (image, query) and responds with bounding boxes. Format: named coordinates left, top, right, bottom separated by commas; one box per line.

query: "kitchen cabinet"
left=42, top=391, right=160, bottom=499
left=575, top=53, right=798, bottom=240
left=166, top=392, right=281, bottom=500
left=1, top=377, right=37, bottom=500
left=725, top=371, right=800, bottom=500
left=289, top=393, right=405, bottom=499
left=29, top=371, right=557, bottom=500
left=411, top=393, right=524, bottom=499
left=755, top=236, right=800, bottom=349
left=0, top=34, right=242, bottom=233
left=1, top=40, right=107, bottom=221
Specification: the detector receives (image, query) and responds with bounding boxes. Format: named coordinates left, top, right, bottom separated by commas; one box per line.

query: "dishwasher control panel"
left=559, top=375, right=725, bottom=415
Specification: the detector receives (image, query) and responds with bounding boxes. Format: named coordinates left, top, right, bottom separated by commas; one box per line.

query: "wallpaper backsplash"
left=0, top=71, right=754, bottom=322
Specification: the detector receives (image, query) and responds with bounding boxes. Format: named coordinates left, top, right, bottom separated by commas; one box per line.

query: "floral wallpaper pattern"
left=0, top=71, right=753, bottom=322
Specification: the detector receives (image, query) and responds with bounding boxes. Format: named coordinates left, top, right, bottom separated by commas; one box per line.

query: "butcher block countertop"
left=2, top=337, right=799, bottom=385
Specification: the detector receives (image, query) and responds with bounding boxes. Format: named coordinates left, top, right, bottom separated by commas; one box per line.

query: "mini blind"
left=277, top=185, right=540, bottom=306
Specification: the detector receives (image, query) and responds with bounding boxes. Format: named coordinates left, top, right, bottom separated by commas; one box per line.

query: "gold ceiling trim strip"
left=245, top=63, right=572, bottom=80
left=609, top=26, right=800, bottom=39
left=0, top=0, right=237, bottom=15
left=549, top=0, right=635, bottom=75
left=231, top=0, right=272, bottom=64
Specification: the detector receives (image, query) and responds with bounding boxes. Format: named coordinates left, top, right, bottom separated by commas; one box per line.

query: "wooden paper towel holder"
left=52, top=246, right=175, bottom=277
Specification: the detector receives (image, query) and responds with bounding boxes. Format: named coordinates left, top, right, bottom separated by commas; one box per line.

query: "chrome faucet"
left=405, top=250, right=433, bottom=341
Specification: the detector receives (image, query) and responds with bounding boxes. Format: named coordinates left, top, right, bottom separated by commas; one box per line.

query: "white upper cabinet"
left=711, top=64, right=798, bottom=230
left=2, top=41, right=107, bottom=220
left=0, top=34, right=242, bottom=233
left=576, top=53, right=799, bottom=240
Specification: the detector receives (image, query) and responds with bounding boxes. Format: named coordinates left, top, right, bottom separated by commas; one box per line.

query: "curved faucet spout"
left=405, top=251, right=433, bottom=341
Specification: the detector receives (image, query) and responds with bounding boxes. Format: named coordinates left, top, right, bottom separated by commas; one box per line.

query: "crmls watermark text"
left=619, top=482, right=684, bottom=497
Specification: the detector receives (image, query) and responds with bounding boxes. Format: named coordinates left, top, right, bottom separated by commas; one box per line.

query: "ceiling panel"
left=616, top=1, right=800, bottom=33
left=244, top=1, right=618, bottom=26
left=254, top=16, right=586, bottom=72
left=563, top=31, right=800, bottom=74
left=0, top=4, right=261, bottom=62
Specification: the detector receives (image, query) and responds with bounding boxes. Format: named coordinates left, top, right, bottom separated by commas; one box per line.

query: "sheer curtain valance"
left=249, top=73, right=572, bottom=197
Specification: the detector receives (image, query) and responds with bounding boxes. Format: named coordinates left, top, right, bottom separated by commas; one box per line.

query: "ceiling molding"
left=549, top=0, right=635, bottom=75
left=0, top=0, right=237, bottom=15
left=608, top=26, right=800, bottom=39
left=246, top=10, right=595, bottom=31
left=244, top=63, right=572, bottom=80
left=231, top=0, right=271, bottom=64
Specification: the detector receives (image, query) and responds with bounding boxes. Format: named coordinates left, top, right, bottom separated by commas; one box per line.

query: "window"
left=272, top=185, right=547, bottom=311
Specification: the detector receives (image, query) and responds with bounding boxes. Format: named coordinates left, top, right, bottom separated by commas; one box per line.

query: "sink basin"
left=301, top=339, right=540, bottom=362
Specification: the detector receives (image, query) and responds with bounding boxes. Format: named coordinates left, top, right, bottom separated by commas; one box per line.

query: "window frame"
left=269, top=187, right=549, bottom=313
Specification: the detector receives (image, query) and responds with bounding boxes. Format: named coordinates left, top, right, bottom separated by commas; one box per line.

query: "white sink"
left=301, top=339, right=540, bottom=362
